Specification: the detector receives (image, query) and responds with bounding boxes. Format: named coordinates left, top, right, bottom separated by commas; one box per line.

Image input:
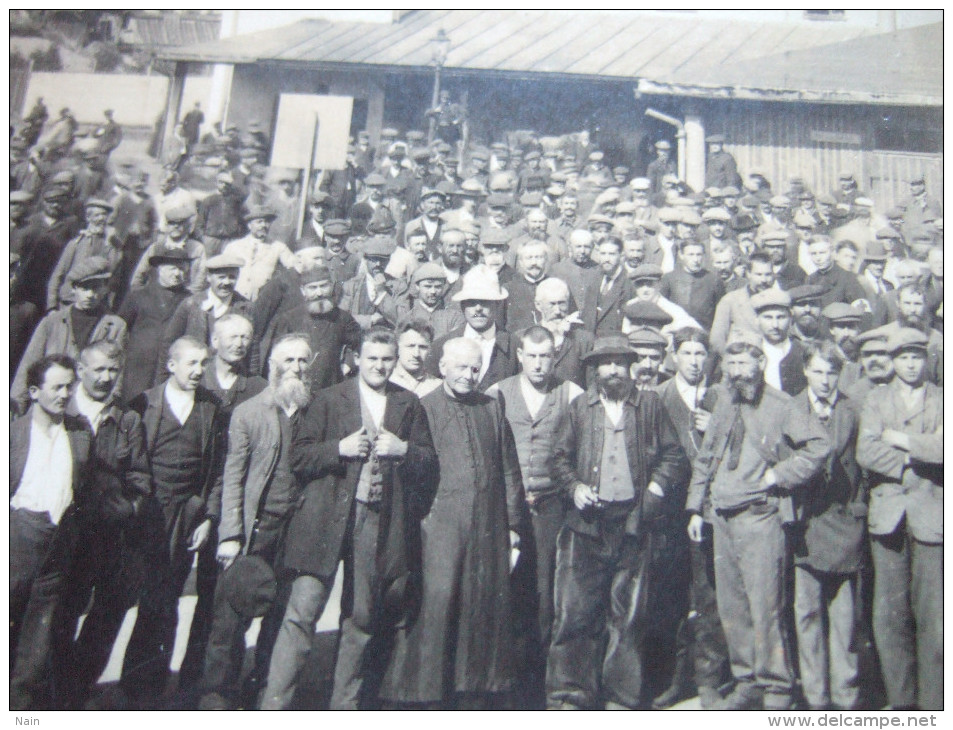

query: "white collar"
left=761, top=338, right=792, bottom=359
left=74, top=386, right=108, bottom=433
left=808, top=387, right=838, bottom=411
left=674, top=373, right=706, bottom=410
left=164, top=382, right=196, bottom=425
left=464, top=323, right=497, bottom=342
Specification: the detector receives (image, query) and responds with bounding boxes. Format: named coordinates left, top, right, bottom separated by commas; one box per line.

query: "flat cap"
left=731, top=213, right=759, bottom=232
left=219, top=555, right=277, bottom=621
left=419, top=186, right=446, bottom=200
left=769, top=195, right=792, bottom=208
left=480, top=228, right=511, bottom=246
left=361, top=236, right=397, bottom=258
left=702, top=207, right=731, bottom=223
left=816, top=194, right=837, bottom=206
left=243, top=204, right=276, bottom=222
left=486, top=193, right=512, bottom=208
left=627, top=327, right=668, bottom=349
left=522, top=149, right=541, bottom=161
left=364, top=173, right=386, bottom=186
left=630, top=264, right=664, bottom=282
left=630, top=177, right=651, bottom=191
left=69, top=256, right=112, bottom=284
left=657, top=207, right=680, bottom=223
left=886, top=327, right=928, bottom=354
left=520, top=191, right=543, bottom=207
left=309, top=191, right=332, bottom=207
left=216, top=170, right=234, bottom=184
left=165, top=203, right=196, bottom=223
left=587, top=214, right=615, bottom=228
left=324, top=219, right=351, bottom=237
left=581, top=335, right=636, bottom=363
left=589, top=151, right=604, bottom=161
left=470, top=148, right=490, bottom=161
left=679, top=210, right=702, bottom=226
left=838, top=171, right=856, bottom=181
left=84, top=198, right=113, bottom=213
left=411, top=262, right=448, bottom=284
left=366, top=207, right=397, bottom=235
left=410, top=147, right=431, bottom=163
left=705, top=134, right=726, bottom=144
left=661, top=173, right=679, bottom=185
left=726, top=328, right=764, bottom=352
left=787, top=284, right=824, bottom=305
left=760, top=228, right=791, bottom=243
left=612, top=166, right=629, bottom=176
left=149, top=246, right=193, bottom=266
left=456, top=178, right=487, bottom=197
left=490, top=142, right=509, bottom=153
left=750, top=289, right=791, bottom=312
left=822, top=303, right=864, bottom=322
left=406, top=130, right=426, bottom=142
left=205, top=254, right=244, bottom=271
left=615, top=201, right=637, bottom=215
left=549, top=171, right=569, bottom=183
left=798, top=190, right=816, bottom=201
left=299, top=263, right=333, bottom=284
left=654, top=140, right=672, bottom=150
left=42, top=187, right=68, bottom=201
left=853, top=197, right=874, bottom=208
left=721, top=186, right=741, bottom=197
left=380, top=127, right=399, bottom=137
left=863, top=240, right=889, bottom=261
left=857, top=325, right=892, bottom=351
left=910, top=173, right=926, bottom=184
left=623, top=300, right=673, bottom=327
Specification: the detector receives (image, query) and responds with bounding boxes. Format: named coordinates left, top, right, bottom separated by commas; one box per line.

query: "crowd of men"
left=8, top=100, right=944, bottom=712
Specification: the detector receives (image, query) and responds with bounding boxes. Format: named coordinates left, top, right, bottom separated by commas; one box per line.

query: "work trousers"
left=712, top=503, right=793, bottom=707
left=546, top=505, right=653, bottom=710
left=794, top=565, right=859, bottom=709
left=261, top=502, right=380, bottom=710
left=200, top=511, right=290, bottom=704
left=689, top=525, right=732, bottom=690
left=870, top=527, right=943, bottom=710
left=52, top=520, right=141, bottom=710
left=510, top=494, right=566, bottom=708
left=120, top=501, right=218, bottom=701
left=10, top=508, right=76, bottom=710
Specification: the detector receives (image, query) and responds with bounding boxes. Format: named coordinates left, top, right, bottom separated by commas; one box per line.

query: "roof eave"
left=636, top=78, right=941, bottom=108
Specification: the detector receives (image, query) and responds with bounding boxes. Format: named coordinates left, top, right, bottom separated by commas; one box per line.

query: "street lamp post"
left=427, top=28, right=450, bottom=145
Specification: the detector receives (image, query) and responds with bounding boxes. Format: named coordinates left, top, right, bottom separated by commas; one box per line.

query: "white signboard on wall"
left=270, top=94, right=353, bottom=170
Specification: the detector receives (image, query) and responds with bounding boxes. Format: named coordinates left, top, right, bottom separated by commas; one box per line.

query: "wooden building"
left=160, top=11, right=941, bottom=209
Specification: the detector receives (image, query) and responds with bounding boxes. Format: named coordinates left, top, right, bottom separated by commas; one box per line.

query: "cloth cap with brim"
left=798, top=190, right=816, bottom=201
left=787, top=285, right=824, bottom=306
left=406, top=130, right=426, bottom=142
left=549, top=171, right=569, bottom=183
left=822, top=303, right=863, bottom=323
left=616, top=201, right=637, bottom=215
left=149, top=247, right=193, bottom=266
left=706, top=134, right=726, bottom=144
left=721, top=186, right=741, bottom=197
left=657, top=207, right=680, bottom=223
left=886, top=327, right=928, bottom=354
left=589, top=151, right=605, bottom=161
left=520, top=192, right=542, bottom=207
left=69, top=256, right=112, bottom=285
left=165, top=203, right=196, bottom=223
left=546, top=185, right=564, bottom=197
left=839, top=172, right=856, bottom=181
left=769, top=195, right=792, bottom=208
left=816, top=194, right=837, bottom=206
left=857, top=326, right=891, bottom=352
left=623, top=300, right=673, bottom=328
left=582, top=335, right=636, bottom=364
left=480, top=228, right=511, bottom=246
left=853, top=197, right=874, bottom=208
left=630, top=264, right=664, bottom=283
left=324, top=219, right=351, bottom=236
left=612, top=166, right=629, bottom=176
left=220, top=555, right=277, bottom=620
left=661, top=173, right=679, bottom=185
left=206, top=254, right=244, bottom=271
left=679, top=210, right=702, bottom=226
left=299, top=264, right=333, bottom=284
left=364, top=173, right=386, bottom=186
left=411, top=147, right=431, bottom=163
left=760, top=229, right=790, bottom=243
left=381, top=128, right=399, bottom=137
left=655, top=140, right=671, bottom=150
left=42, top=187, right=68, bottom=201
left=456, top=179, right=487, bottom=197
left=731, top=214, right=758, bottom=232
left=419, top=187, right=446, bottom=201
left=451, top=271, right=508, bottom=302
left=587, top=214, right=614, bottom=228
left=627, top=328, right=668, bottom=349
left=522, top=150, right=541, bottom=161
left=310, top=191, right=332, bottom=206
left=491, top=143, right=509, bottom=153
left=863, top=240, right=889, bottom=260
left=361, top=236, right=397, bottom=258
left=630, top=177, right=651, bottom=191
left=486, top=193, right=512, bottom=208
left=750, top=289, right=792, bottom=312
left=366, top=208, right=397, bottom=235
left=412, top=262, right=448, bottom=284
left=243, top=205, right=276, bottom=222
left=726, top=328, right=763, bottom=352
left=384, top=178, right=409, bottom=196
left=702, top=207, right=731, bottom=222
left=85, top=198, right=114, bottom=213
left=470, top=148, right=490, bottom=162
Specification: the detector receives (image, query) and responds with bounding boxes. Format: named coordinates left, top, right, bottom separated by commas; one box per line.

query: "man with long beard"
left=261, top=264, right=361, bottom=393
left=197, top=335, right=315, bottom=710
left=820, top=303, right=864, bottom=392
left=547, top=336, right=685, bottom=709
left=686, top=329, right=829, bottom=710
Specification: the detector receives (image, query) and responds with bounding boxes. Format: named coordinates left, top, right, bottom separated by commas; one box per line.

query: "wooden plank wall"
left=709, top=100, right=941, bottom=211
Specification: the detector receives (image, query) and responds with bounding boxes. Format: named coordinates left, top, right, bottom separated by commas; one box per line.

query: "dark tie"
left=815, top=398, right=832, bottom=426
left=726, top=405, right=745, bottom=471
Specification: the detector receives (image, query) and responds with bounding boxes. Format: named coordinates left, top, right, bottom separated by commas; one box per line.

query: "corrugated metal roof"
left=123, top=12, right=222, bottom=49
left=641, top=22, right=942, bottom=106
left=161, top=10, right=873, bottom=82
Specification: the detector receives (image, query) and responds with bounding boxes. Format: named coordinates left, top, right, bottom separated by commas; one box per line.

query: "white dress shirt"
left=674, top=373, right=707, bottom=413
left=464, top=323, right=497, bottom=382
left=74, top=386, right=108, bottom=435
left=11, top=419, right=74, bottom=525
left=761, top=338, right=791, bottom=392
left=164, top=383, right=196, bottom=426
left=358, top=379, right=388, bottom=431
